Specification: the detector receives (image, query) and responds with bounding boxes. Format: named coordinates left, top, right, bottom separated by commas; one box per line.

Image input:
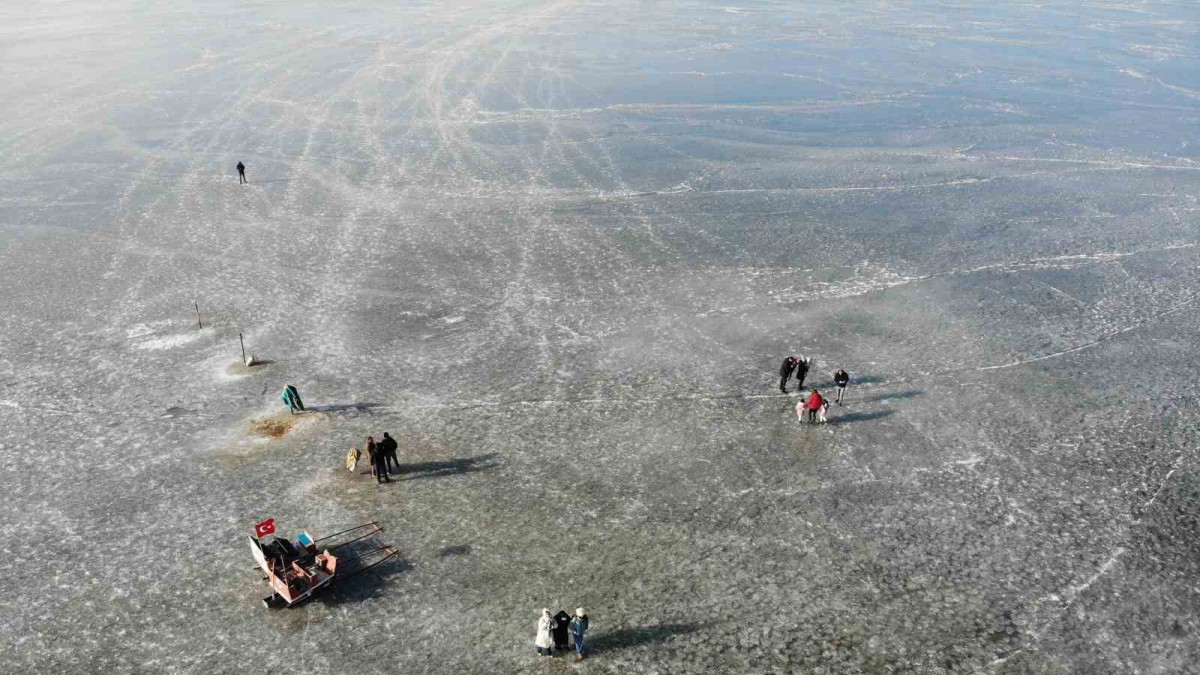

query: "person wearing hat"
left=535, top=608, right=555, bottom=656
left=569, top=608, right=589, bottom=660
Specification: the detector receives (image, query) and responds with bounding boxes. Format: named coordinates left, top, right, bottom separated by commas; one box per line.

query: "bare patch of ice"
left=135, top=333, right=201, bottom=351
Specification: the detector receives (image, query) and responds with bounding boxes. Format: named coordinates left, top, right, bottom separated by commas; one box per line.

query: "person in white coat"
left=535, top=608, right=555, bottom=656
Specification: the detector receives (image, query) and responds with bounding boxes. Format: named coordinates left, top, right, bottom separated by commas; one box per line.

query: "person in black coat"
left=372, top=445, right=390, bottom=484
left=779, top=356, right=798, bottom=393
left=833, top=369, right=850, bottom=404
left=379, top=432, right=400, bottom=473
left=236, top=161, right=247, bottom=184
left=552, top=610, right=571, bottom=651
left=366, top=436, right=389, bottom=483
left=794, top=357, right=810, bottom=390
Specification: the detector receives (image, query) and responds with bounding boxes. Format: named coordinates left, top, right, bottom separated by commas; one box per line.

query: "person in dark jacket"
left=552, top=610, right=571, bottom=652
left=237, top=161, right=246, bottom=184
left=569, top=608, right=589, bottom=661
left=833, top=369, right=850, bottom=404
left=373, top=447, right=390, bottom=484
left=379, top=432, right=400, bottom=473
left=366, top=436, right=389, bottom=482
left=794, top=357, right=810, bottom=390
left=778, top=356, right=798, bottom=393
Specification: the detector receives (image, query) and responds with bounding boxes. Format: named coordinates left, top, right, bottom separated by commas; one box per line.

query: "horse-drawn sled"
left=249, top=520, right=399, bottom=608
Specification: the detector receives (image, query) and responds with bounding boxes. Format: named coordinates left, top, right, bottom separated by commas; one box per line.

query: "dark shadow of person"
left=850, top=374, right=886, bottom=386
left=306, top=402, right=386, bottom=414
left=828, top=409, right=895, bottom=425
left=397, top=454, right=500, bottom=480
left=587, top=623, right=700, bottom=655
left=855, top=389, right=923, bottom=404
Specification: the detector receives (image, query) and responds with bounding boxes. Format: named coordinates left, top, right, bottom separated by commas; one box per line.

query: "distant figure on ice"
left=779, top=356, right=798, bottom=393
left=833, top=368, right=850, bottom=404
left=280, top=384, right=304, bottom=414
left=552, top=609, right=572, bottom=652
left=795, top=356, right=811, bottom=390
left=236, top=161, right=246, bottom=184
left=569, top=608, right=589, bottom=661
left=535, top=608, right=555, bottom=656
left=804, top=390, right=825, bottom=424
left=379, top=432, right=400, bottom=473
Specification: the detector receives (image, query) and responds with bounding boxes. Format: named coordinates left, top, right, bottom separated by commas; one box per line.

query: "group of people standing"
left=536, top=608, right=590, bottom=660
left=364, top=433, right=399, bottom=484
left=779, top=357, right=853, bottom=424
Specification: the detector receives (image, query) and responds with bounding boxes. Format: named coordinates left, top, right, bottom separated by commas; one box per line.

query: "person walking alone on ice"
left=804, top=389, right=825, bottom=424
left=379, top=432, right=400, bottom=474
left=236, top=161, right=246, bottom=184
left=570, top=608, right=589, bottom=661
left=280, top=384, right=304, bottom=414
left=778, top=356, right=798, bottom=393
left=535, top=608, right=554, bottom=656
left=833, top=368, right=850, bottom=404
left=795, top=356, right=811, bottom=390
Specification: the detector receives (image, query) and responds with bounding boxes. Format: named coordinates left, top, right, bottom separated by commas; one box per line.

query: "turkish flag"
left=254, top=518, right=276, bottom=539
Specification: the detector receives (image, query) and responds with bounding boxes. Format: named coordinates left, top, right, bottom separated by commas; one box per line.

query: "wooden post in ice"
left=195, top=302, right=203, bottom=330
left=239, top=332, right=247, bottom=365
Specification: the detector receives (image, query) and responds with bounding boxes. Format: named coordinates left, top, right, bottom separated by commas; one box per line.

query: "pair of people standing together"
left=536, top=608, right=589, bottom=660
left=364, top=433, right=399, bottom=484
left=779, top=356, right=812, bottom=393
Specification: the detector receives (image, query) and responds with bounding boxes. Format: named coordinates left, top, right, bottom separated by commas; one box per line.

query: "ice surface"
left=2, top=0, right=1199, bottom=673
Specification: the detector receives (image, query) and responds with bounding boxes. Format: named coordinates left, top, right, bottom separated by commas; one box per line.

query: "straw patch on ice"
left=248, top=413, right=310, bottom=439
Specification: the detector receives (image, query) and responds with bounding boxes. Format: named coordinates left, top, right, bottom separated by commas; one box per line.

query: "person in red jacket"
left=804, top=390, right=825, bottom=424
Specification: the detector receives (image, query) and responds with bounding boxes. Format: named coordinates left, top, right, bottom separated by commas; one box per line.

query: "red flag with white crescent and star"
left=254, top=518, right=276, bottom=539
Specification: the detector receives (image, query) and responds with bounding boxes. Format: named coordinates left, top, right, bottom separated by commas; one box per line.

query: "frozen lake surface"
left=2, top=1, right=1199, bottom=672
